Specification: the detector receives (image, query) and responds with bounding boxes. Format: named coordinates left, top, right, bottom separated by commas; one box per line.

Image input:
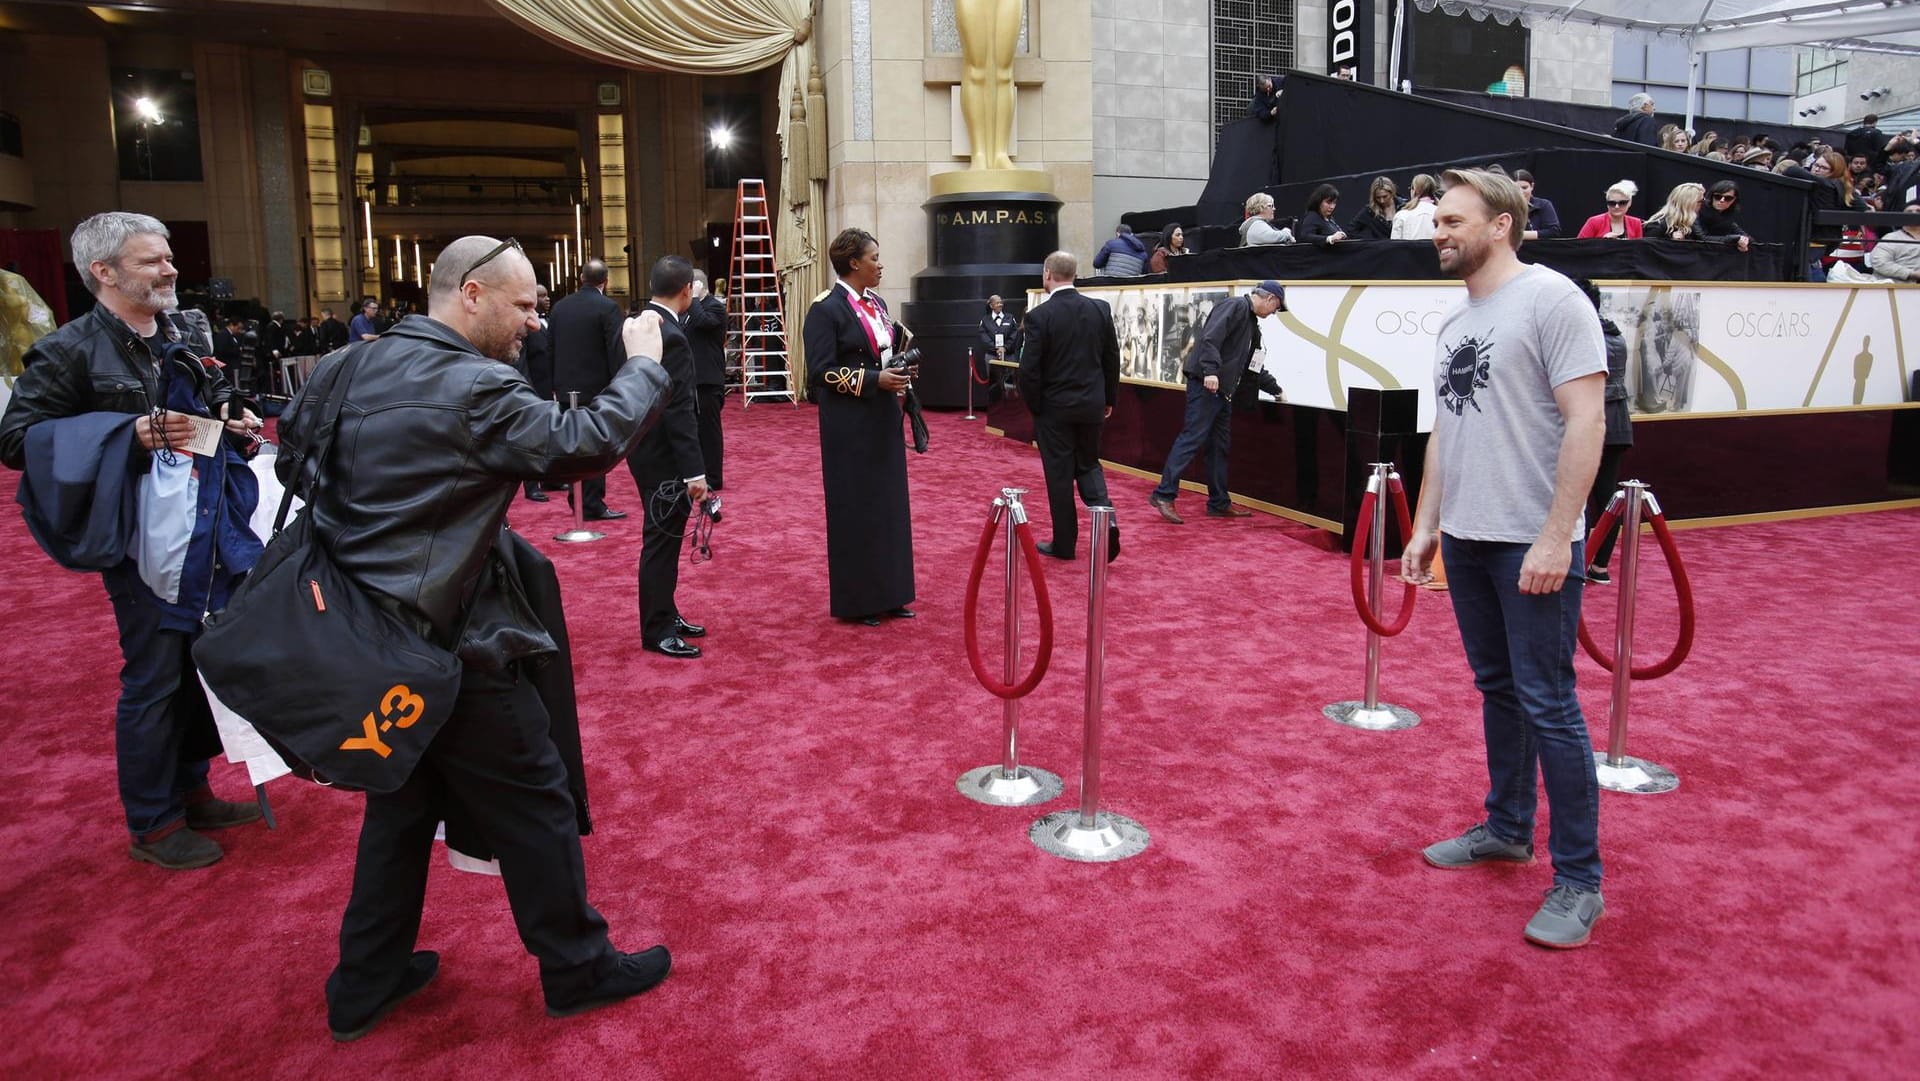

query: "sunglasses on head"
left=1606, top=199, right=1630, bottom=207
left=459, top=237, right=523, bottom=285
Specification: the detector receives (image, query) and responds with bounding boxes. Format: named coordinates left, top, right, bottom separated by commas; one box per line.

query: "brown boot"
left=184, top=784, right=264, bottom=830
left=129, top=820, right=223, bottom=870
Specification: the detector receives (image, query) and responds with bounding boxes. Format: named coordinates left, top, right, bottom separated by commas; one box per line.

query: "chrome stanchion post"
left=958, top=489, right=1062, bottom=806
left=964, top=347, right=978, bottom=421
left=554, top=391, right=607, bottom=543
left=1032, top=506, right=1150, bottom=861
left=1324, top=464, right=1420, bottom=731
left=1592, top=481, right=1679, bottom=794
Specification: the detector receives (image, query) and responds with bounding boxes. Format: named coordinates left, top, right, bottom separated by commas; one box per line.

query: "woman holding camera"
left=803, top=228, right=918, bottom=626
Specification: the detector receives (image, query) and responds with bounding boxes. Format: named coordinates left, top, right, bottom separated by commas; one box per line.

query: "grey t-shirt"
left=1432, top=265, right=1605, bottom=544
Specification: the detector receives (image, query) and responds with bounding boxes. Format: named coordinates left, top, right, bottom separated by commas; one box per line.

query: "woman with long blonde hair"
left=1645, top=182, right=1706, bottom=240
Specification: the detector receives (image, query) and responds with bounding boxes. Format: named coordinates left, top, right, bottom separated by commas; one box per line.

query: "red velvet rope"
left=971, top=351, right=992, bottom=385
left=962, top=507, right=1054, bottom=699
left=1348, top=479, right=1418, bottom=638
left=1577, top=508, right=1696, bottom=679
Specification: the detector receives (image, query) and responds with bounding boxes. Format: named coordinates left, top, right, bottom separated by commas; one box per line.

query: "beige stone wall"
left=820, top=0, right=1094, bottom=307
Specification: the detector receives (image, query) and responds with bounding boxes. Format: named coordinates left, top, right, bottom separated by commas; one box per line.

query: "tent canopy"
left=1407, top=0, right=1920, bottom=55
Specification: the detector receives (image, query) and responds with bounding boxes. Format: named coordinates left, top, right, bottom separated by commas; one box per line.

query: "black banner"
left=1328, top=0, right=1374, bottom=84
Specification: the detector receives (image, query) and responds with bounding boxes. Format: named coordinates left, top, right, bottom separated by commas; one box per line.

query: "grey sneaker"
left=1422, top=822, right=1534, bottom=869
left=1524, top=884, right=1604, bottom=948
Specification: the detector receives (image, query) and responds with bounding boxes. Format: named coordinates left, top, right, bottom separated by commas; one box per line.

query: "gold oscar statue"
left=934, top=0, right=1051, bottom=195
left=957, top=0, right=1018, bottom=170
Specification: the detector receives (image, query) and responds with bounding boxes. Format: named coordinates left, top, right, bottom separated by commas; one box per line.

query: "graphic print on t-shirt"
left=1438, top=332, right=1493, bottom=416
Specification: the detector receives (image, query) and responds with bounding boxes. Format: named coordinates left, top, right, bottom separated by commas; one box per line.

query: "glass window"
left=1409, top=8, right=1530, bottom=96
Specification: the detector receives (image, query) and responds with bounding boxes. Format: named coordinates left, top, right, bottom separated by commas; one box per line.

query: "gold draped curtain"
left=485, top=0, right=827, bottom=396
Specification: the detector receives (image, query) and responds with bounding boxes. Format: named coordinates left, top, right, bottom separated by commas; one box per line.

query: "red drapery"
left=0, top=229, right=68, bottom=324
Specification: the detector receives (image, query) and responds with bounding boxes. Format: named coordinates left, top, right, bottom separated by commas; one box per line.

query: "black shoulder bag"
left=192, top=345, right=462, bottom=793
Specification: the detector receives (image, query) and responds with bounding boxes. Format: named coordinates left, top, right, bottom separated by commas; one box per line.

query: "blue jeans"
left=104, top=571, right=211, bottom=838
left=1442, top=534, right=1603, bottom=891
left=1151, top=378, right=1232, bottom=511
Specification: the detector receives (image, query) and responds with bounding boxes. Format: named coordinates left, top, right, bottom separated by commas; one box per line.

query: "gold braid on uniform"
left=824, top=366, right=865, bottom=395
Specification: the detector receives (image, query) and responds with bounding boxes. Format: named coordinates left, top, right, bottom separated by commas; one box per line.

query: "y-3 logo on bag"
left=339, top=684, right=426, bottom=758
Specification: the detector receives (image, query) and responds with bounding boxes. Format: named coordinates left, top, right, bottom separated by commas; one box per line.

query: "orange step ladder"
left=727, top=179, right=794, bottom=407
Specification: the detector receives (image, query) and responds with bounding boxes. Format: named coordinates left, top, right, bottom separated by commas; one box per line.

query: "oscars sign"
left=1328, top=0, right=1375, bottom=84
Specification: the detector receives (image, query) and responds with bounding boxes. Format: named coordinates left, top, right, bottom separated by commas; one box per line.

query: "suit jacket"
left=629, top=300, right=704, bottom=483
left=1183, top=293, right=1263, bottom=399
left=682, top=294, right=727, bottom=387
left=317, top=317, right=348, bottom=353
left=1016, top=288, right=1118, bottom=424
left=549, top=286, right=623, bottom=400
left=519, top=317, right=555, bottom=401
left=978, top=311, right=1019, bottom=357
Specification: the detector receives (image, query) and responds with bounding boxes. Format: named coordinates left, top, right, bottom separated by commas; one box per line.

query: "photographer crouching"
left=276, top=235, right=676, bottom=1039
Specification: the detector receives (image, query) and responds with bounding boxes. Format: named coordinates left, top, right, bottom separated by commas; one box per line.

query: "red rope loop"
left=971, top=353, right=992, bottom=385
left=1349, top=479, right=1417, bottom=638
left=1577, top=508, right=1696, bottom=679
left=962, top=505, right=1054, bottom=699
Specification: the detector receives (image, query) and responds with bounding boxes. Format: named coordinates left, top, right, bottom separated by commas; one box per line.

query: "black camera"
left=888, top=347, right=923, bottom=371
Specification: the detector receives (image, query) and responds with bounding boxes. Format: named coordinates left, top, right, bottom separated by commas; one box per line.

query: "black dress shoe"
left=888, top=607, right=915, bottom=619
left=584, top=507, right=627, bottom=521
left=544, top=946, right=671, bottom=1019
left=185, top=796, right=263, bottom=831
left=1035, top=541, right=1074, bottom=560
left=856, top=615, right=883, bottom=627
left=1206, top=505, right=1253, bottom=518
left=674, top=617, right=706, bottom=638
left=330, top=951, right=439, bottom=1042
left=523, top=488, right=550, bottom=503
left=1107, top=521, right=1121, bottom=563
left=643, top=636, right=701, bottom=658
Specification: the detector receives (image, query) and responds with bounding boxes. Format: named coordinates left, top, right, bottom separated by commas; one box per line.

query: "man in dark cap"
left=1148, top=279, right=1286, bottom=524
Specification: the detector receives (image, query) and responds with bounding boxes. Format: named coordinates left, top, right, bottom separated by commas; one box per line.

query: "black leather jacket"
left=0, top=304, right=227, bottom=470
left=276, top=315, right=668, bottom=661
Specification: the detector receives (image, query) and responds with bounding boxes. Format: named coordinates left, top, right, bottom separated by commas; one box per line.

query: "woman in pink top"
left=1577, top=180, right=1645, bottom=238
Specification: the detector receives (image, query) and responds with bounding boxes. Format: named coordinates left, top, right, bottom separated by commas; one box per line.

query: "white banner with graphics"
left=1040, top=280, right=1918, bottom=431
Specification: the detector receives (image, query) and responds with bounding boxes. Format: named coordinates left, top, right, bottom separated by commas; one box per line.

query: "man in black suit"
left=1016, top=251, right=1121, bottom=562
left=316, top=307, right=348, bottom=353
left=519, top=284, right=557, bottom=501
left=289, top=317, right=317, bottom=357
left=683, top=270, right=728, bottom=489
left=1148, top=279, right=1286, bottom=524
left=630, top=256, right=708, bottom=659
left=549, top=259, right=627, bottom=520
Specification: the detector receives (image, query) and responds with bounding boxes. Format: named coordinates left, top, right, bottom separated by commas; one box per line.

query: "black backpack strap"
left=271, top=343, right=372, bottom=536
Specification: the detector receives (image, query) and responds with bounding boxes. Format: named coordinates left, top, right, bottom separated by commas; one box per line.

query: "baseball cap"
left=1252, top=280, right=1287, bottom=310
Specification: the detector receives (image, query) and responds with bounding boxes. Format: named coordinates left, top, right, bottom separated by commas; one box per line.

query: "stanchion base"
left=1029, top=809, right=1150, bottom=862
left=955, top=764, right=1063, bottom=807
left=1593, top=752, right=1679, bottom=794
left=553, top=529, right=606, bottom=543
left=1322, top=701, right=1421, bottom=731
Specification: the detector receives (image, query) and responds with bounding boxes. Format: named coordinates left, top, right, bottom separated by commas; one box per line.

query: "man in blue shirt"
left=348, top=298, right=381, bottom=341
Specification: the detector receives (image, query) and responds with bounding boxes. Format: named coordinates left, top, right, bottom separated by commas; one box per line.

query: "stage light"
left=134, top=96, right=162, bottom=124
left=709, top=125, right=734, bottom=151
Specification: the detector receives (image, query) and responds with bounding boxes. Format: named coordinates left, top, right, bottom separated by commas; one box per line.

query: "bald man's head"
left=427, top=235, right=539, bottom=364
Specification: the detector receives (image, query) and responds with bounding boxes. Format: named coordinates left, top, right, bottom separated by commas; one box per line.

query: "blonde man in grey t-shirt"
left=1401, top=169, right=1610, bottom=949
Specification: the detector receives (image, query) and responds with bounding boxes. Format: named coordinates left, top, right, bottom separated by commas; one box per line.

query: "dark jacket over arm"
left=1528, top=197, right=1563, bottom=239
left=1181, top=294, right=1261, bottom=397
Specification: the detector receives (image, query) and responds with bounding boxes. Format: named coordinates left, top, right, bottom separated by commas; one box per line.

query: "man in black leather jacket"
left=275, top=234, right=676, bottom=1040
left=0, top=211, right=267, bottom=873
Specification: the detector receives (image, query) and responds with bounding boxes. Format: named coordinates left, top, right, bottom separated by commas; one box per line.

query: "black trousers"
left=696, top=385, right=725, bottom=489
left=326, top=666, right=614, bottom=1026
left=629, top=461, right=690, bottom=643
left=1586, top=442, right=1631, bottom=568
left=1034, top=414, right=1111, bottom=555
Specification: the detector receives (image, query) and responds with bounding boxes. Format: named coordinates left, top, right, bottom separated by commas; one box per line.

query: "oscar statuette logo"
left=339, top=684, right=427, bottom=759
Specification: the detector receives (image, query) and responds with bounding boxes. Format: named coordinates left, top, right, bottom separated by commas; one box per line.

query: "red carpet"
left=0, top=404, right=1915, bottom=1078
